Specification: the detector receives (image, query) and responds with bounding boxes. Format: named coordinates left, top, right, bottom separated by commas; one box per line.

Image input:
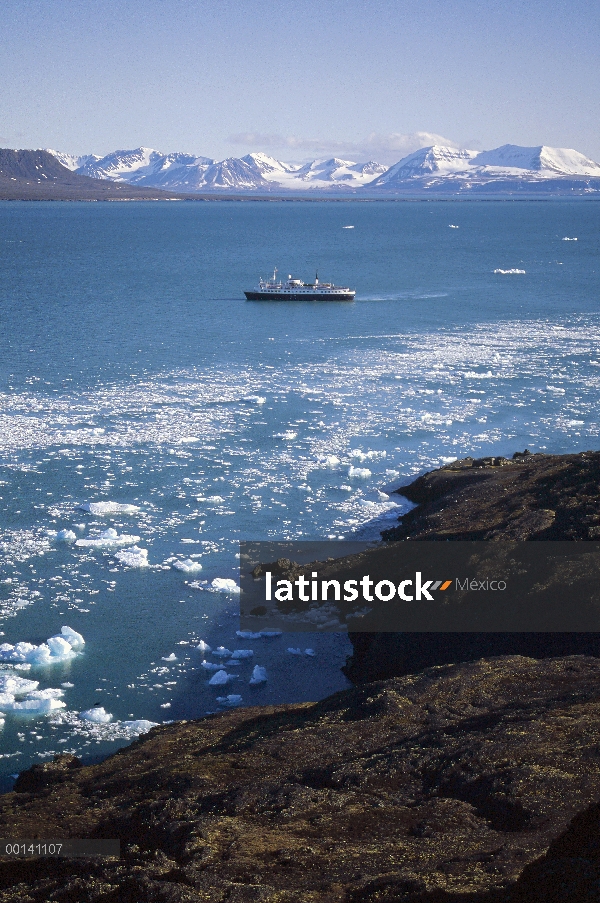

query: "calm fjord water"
left=0, top=199, right=598, bottom=779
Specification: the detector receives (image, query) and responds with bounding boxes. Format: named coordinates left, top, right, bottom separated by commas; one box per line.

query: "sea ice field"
left=0, top=198, right=598, bottom=784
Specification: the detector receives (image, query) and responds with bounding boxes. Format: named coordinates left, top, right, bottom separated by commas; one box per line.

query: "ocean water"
left=0, top=199, right=599, bottom=782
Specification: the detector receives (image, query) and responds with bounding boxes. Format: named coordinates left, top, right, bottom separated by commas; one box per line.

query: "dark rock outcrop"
left=3, top=655, right=600, bottom=901
left=344, top=451, right=600, bottom=683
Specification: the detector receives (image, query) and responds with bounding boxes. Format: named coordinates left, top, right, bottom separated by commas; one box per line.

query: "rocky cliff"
left=344, top=451, right=600, bottom=683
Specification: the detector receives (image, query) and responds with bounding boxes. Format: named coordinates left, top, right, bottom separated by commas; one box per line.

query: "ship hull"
left=244, top=291, right=355, bottom=301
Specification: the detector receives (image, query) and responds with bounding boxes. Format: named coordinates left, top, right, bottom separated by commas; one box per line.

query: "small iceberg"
left=200, top=661, right=223, bottom=672
left=210, top=578, right=240, bottom=594
left=0, top=626, right=84, bottom=665
left=287, top=647, right=302, bottom=655
left=79, top=706, right=112, bottom=723
left=114, top=546, right=149, bottom=567
left=249, top=665, right=267, bottom=685
left=161, top=653, right=177, bottom=662
left=56, top=529, right=77, bottom=543
left=213, top=646, right=233, bottom=658
left=493, top=268, right=526, bottom=275
left=196, top=640, right=211, bottom=653
left=216, top=694, right=243, bottom=707
left=231, top=649, right=253, bottom=659
left=236, top=630, right=262, bottom=639
left=348, top=466, right=371, bottom=479
left=208, top=670, right=233, bottom=686
left=172, top=558, right=202, bottom=574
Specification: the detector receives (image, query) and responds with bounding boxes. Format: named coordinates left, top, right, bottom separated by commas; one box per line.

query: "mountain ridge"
left=44, top=142, right=600, bottom=195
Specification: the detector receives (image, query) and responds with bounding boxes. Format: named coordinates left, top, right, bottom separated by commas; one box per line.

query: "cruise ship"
left=244, top=269, right=355, bottom=301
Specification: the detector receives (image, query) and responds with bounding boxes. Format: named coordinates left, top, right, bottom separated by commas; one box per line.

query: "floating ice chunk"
left=115, top=546, right=149, bottom=567
left=213, top=646, right=233, bottom=658
left=60, top=626, right=84, bottom=648
left=493, top=268, right=526, bottom=274
left=0, top=674, right=39, bottom=695
left=231, top=649, right=253, bottom=659
left=196, top=495, right=225, bottom=503
left=210, top=578, right=240, bottom=594
left=216, top=694, right=242, bottom=707
left=274, top=431, right=297, bottom=440
left=562, top=236, right=578, bottom=241
left=9, top=696, right=66, bottom=714
left=243, top=395, right=266, bottom=404
left=287, top=647, right=302, bottom=655
left=61, top=682, right=74, bottom=688
left=449, top=224, right=459, bottom=228
left=56, top=529, right=77, bottom=543
left=161, top=653, right=177, bottom=661
left=119, top=720, right=157, bottom=734
left=342, top=225, right=354, bottom=229
left=196, top=640, right=211, bottom=653
left=348, top=466, right=371, bottom=478
left=76, top=528, right=141, bottom=549
left=200, top=661, right=222, bottom=672
left=208, top=670, right=232, bottom=686
left=80, top=706, right=112, bottom=723
left=249, top=665, right=267, bottom=684
left=78, top=501, right=140, bottom=515
left=340, top=484, right=353, bottom=491
left=236, top=630, right=262, bottom=639
left=172, top=558, right=203, bottom=573
left=0, top=627, right=83, bottom=665
left=320, top=455, right=340, bottom=467
left=304, top=649, right=316, bottom=656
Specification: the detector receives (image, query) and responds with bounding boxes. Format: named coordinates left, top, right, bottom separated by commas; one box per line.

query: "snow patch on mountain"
left=45, top=150, right=101, bottom=171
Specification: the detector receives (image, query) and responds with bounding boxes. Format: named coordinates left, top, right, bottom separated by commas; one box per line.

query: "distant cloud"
left=228, top=131, right=461, bottom=164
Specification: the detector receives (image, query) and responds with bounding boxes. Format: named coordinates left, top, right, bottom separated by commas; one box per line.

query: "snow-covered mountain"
left=45, top=143, right=600, bottom=194
left=369, top=144, right=600, bottom=191
left=45, top=150, right=101, bottom=171
left=243, top=154, right=388, bottom=189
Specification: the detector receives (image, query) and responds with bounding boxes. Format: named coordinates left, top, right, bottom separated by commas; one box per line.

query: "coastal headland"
left=2, top=452, right=600, bottom=901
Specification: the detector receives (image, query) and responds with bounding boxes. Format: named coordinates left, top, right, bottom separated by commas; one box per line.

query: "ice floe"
left=0, top=674, right=66, bottom=715
left=79, top=706, right=112, bottom=723
left=172, top=558, right=202, bottom=573
left=212, top=646, right=233, bottom=658
left=493, top=269, right=526, bottom=274
left=348, top=466, right=372, bottom=478
left=114, top=546, right=149, bottom=567
left=200, top=661, right=223, bottom=672
left=78, top=501, right=140, bottom=515
left=196, top=640, right=211, bottom=653
left=0, top=626, right=84, bottom=665
left=208, top=670, right=233, bottom=686
left=56, top=529, right=77, bottom=542
left=210, top=578, right=240, bottom=594
left=249, top=666, right=267, bottom=684
left=216, top=694, right=242, bottom=707
left=75, top=528, right=140, bottom=548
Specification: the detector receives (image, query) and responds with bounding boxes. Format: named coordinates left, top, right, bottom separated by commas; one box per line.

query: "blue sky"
left=1, top=0, right=598, bottom=163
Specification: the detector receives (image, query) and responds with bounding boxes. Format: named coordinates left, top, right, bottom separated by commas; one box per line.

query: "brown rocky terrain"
left=3, top=655, right=600, bottom=902
left=344, top=451, right=600, bottom=683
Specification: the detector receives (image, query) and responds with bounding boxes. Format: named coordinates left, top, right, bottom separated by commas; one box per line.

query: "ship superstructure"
left=244, top=269, right=355, bottom=301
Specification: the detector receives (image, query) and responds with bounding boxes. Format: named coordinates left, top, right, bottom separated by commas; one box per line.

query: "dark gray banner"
left=239, top=541, right=600, bottom=632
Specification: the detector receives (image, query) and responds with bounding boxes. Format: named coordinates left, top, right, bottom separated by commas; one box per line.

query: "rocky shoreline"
left=2, top=450, right=600, bottom=902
